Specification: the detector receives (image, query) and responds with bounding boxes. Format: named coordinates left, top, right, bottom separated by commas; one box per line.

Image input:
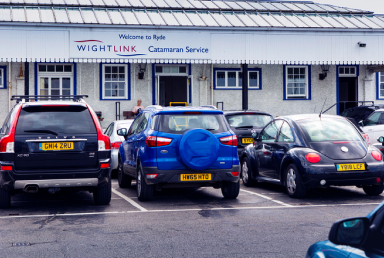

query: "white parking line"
left=240, top=189, right=293, bottom=207
left=112, top=188, right=147, bottom=212
left=0, top=202, right=381, bottom=219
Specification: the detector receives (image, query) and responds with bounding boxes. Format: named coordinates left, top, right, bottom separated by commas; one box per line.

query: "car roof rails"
left=145, top=105, right=163, bottom=111
left=11, top=95, right=88, bottom=103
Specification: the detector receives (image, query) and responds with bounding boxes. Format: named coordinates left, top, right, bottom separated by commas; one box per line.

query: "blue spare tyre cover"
left=178, top=129, right=220, bottom=170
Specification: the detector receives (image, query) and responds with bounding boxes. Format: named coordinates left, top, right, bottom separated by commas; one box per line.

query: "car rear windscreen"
left=226, top=114, right=272, bottom=128
left=15, top=106, right=97, bottom=135
left=298, top=118, right=362, bottom=142
left=158, top=114, right=227, bottom=134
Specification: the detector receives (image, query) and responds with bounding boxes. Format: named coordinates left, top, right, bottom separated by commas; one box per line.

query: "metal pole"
left=242, top=64, right=248, bottom=111
left=24, top=62, right=29, bottom=100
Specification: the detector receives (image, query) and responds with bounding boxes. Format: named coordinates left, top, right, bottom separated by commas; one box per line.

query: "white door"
left=361, top=111, right=384, bottom=144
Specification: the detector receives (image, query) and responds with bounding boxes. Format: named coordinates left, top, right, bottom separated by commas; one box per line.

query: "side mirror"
left=328, top=217, right=369, bottom=248
left=252, top=132, right=260, bottom=141
left=378, top=136, right=384, bottom=143
left=358, top=120, right=364, bottom=127
left=117, top=128, right=128, bottom=137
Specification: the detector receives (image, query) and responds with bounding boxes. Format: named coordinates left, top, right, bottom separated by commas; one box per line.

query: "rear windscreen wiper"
left=24, top=130, right=59, bottom=136
left=234, top=126, right=253, bottom=129
left=205, top=128, right=216, bottom=131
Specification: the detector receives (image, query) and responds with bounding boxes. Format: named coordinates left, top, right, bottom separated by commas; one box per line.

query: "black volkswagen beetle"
left=239, top=114, right=384, bottom=198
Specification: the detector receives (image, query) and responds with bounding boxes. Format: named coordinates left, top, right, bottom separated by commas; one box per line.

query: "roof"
left=0, top=0, right=383, bottom=30
left=145, top=106, right=224, bottom=113
left=278, top=113, right=344, bottom=121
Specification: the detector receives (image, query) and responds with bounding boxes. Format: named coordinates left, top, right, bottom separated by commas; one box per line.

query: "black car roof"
left=224, top=110, right=272, bottom=116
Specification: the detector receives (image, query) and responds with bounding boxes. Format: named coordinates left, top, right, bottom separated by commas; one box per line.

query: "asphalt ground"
left=0, top=179, right=383, bottom=257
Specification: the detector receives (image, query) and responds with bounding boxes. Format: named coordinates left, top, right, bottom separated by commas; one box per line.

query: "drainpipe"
left=210, top=64, right=213, bottom=106
left=8, top=62, right=11, bottom=112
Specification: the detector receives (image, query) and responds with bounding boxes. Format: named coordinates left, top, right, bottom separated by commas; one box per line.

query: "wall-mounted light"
left=138, top=63, right=146, bottom=80
left=319, top=64, right=330, bottom=80
left=358, top=42, right=366, bottom=48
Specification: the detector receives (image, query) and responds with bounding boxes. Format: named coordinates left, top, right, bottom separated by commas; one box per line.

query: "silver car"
left=104, top=120, right=134, bottom=173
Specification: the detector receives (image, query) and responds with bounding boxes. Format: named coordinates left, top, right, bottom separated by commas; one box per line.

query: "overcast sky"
left=310, top=0, right=384, bottom=14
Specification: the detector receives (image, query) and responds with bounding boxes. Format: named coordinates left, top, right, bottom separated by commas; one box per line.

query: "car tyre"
left=137, top=164, right=153, bottom=201
left=241, top=157, right=257, bottom=187
left=93, top=177, right=112, bottom=205
left=118, top=158, right=131, bottom=188
left=0, top=188, right=11, bottom=209
left=363, top=184, right=384, bottom=196
left=221, top=180, right=240, bottom=199
left=285, top=164, right=307, bottom=198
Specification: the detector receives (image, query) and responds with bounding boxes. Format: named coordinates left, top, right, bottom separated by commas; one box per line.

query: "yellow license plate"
left=180, top=174, right=211, bottom=181
left=336, top=163, right=365, bottom=172
left=39, top=142, right=74, bottom=151
left=242, top=138, right=254, bottom=144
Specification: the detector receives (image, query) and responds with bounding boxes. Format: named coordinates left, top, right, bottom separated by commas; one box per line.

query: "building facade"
left=1, top=0, right=384, bottom=127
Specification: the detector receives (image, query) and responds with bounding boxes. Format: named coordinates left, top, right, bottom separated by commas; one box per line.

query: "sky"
left=309, top=0, right=384, bottom=14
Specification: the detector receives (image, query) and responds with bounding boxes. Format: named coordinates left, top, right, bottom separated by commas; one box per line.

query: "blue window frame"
left=213, top=68, right=262, bottom=90
left=283, top=65, right=311, bottom=100
left=0, top=66, right=7, bottom=89
left=100, top=63, right=131, bottom=100
left=35, top=63, right=76, bottom=96
left=377, top=72, right=384, bottom=100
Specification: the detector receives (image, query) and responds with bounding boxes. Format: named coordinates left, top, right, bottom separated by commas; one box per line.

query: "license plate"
left=180, top=174, right=211, bottom=181
left=336, top=163, right=365, bottom=172
left=242, top=138, right=254, bottom=144
left=39, top=142, right=74, bottom=151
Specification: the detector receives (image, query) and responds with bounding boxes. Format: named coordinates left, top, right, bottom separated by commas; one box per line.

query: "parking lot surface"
left=0, top=180, right=383, bottom=257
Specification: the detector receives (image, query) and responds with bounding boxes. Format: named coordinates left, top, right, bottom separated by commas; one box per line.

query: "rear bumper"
left=111, top=149, right=119, bottom=170
left=0, top=167, right=111, bottom=191
left=142, top=165, right=240, bottom=186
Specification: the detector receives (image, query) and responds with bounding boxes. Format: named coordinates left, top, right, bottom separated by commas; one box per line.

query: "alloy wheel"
left=287, top=168, right=296, bottom=194
left=242, top=161, right=249, bottom=183
left=137, top=171, right=142, bottom=196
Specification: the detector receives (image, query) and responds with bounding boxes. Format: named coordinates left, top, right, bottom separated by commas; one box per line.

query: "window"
left=155, top=65, right=187, bottom=74
left=284, top=65, right=311, bottom=100
left=214, top=68, right=262, bottom=89
left=101, top=64, right=130, bottom=100
left=377, top=72, right=384, bottom=99
left=37, top=63, right=74, bottom=96
left=260, top=120, right=283, bottom=142
left=0, top=66, right=7, bottom=89
left=339, top=66, right=356, bottom=77
left=278, top=122, right=294, bottom=142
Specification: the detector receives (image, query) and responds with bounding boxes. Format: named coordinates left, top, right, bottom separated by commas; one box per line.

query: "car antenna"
left=319, top=98, right=327, bottom=118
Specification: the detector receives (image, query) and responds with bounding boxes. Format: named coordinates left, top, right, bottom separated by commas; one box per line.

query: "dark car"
left=0, top=95, right=112, bottom=208
left=224, top=111, right=273, bottom=154
left=340, top=104, right=384, bottom=124
left=306, top=200, right=384, bottom=258
left=239, top=114, right=384, bottom=198
left=117, top=106, right=240, bottom=201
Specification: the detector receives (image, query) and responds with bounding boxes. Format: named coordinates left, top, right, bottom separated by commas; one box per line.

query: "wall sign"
left=70, top=30, right=211, bottom=59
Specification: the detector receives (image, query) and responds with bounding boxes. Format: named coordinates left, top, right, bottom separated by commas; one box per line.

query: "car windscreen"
left=225, top=114, right=272, bottom=128
left=297, top=118, right=362, bottom=142
left=158, top=114, right=227, bottom=134
left=15, top=106, right=97, bottom=135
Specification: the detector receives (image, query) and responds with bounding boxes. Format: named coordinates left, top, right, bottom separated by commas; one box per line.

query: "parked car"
left=224, top=111, right=273, bottom=155
left=306, top=200, right=384, bottom=258
left=359, top=109, right=384, bottom=145
left=117, top=105, right=240, bottom=201
left=340, top=103, right=384, bottom=124
left=104, top=119, right=134, bottom=175
left=0, top=95, right=112, bottom=208
left=239, top=114, right=384, bottom=198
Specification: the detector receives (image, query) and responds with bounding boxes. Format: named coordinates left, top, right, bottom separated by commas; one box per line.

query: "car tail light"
left=87, top=105, right=111, bottom=151
left=231, top=172, right=239, bottom=177
left=219, top=135, right=238, bottom=146
left=146, top=174, right=158, bottom=179
left=0, top=105, right=22, bottom=153
left=306, top=153, right=321, bottom=163
left=145, top=136, right=172, bottom=147
left=362, top=133, right=370, bottom=144
left=111, top=142, right=122, bottom=149
left=100, top=163, right=110, bottom=169
left=0, top=166, right=12, bottom=171
left=371, top=150, right=382, bottom=161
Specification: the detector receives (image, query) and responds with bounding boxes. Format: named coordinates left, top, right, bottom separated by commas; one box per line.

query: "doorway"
left=159, top=76, right=188, bottom=106
left=337, top=66, right=358, bottom=114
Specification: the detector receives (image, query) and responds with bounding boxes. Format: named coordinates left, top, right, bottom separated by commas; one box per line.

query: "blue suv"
left=117, top=106, right=240, bottom=201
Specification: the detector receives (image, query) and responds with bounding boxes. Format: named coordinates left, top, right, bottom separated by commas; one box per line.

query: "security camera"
left=358, top=42, right=366, bottom=48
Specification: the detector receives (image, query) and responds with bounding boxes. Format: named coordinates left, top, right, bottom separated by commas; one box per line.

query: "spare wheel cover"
left=179, top=129, right=220, bottom=170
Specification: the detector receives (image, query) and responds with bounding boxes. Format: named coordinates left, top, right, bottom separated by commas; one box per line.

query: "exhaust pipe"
left=23, top=185, right=39, bottom=193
